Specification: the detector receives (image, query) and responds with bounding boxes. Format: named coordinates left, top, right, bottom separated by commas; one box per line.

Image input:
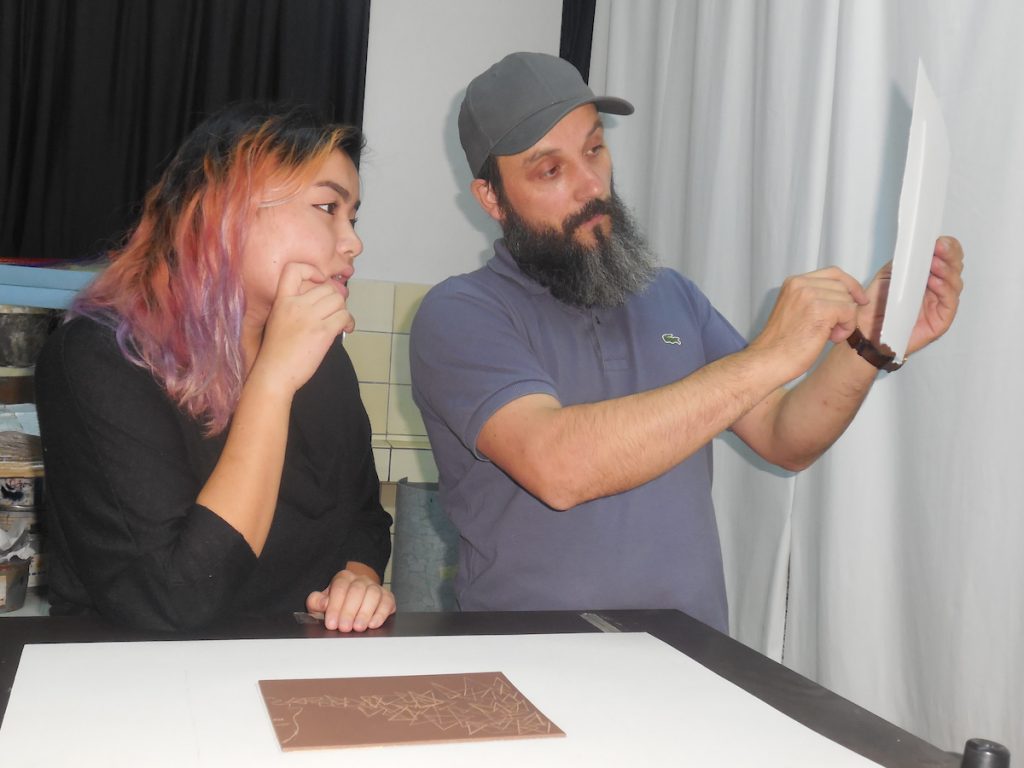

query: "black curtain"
left=560, top=0, right=596, bottom=82
left=0, top=0, right=371, bottom=262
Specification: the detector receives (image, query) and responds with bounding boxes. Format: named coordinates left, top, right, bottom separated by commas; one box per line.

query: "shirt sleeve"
left=672, top=270, right=748, bottom=362
left=410, top=278, right=559, bottom=461
left=335, top=443, right=392, bottom=580
left=289, top=340, right=393, bottom=582
left=35, top=320, right=257, bottom=630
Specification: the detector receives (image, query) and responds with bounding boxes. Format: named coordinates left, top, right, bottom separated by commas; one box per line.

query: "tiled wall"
left=345, top=279, right=437, bottom=589
left=344, top=279, right=436, bottom=485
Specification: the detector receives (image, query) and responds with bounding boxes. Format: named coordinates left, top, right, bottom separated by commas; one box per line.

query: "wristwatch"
left=846, top=328, right=904, bottom=372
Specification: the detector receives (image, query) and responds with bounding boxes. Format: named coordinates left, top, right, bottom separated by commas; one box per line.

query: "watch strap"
left=846, top=328, right=903, bottom=372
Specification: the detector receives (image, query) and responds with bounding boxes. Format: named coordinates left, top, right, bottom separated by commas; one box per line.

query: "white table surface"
left=0, top=632, right=883, bottom=767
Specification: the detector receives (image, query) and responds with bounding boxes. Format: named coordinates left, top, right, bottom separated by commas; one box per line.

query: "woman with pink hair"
left=35, top=102, right=395, bottom=632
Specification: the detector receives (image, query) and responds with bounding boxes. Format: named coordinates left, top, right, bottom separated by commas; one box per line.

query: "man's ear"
left=470, top=178, right=503, bottom=223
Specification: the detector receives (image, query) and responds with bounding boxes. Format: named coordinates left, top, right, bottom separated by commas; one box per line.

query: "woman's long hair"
left=70, top=103, right=363, bottom=435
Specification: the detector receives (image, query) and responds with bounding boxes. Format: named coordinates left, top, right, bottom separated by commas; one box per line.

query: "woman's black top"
left=34, top=317, right=392, bottom=631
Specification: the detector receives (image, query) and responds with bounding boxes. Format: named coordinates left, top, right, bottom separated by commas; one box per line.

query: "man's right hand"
left=748, top=266, right=868, bottom=382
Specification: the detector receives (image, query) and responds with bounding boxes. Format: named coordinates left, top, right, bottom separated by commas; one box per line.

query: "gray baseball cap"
left=458, top=52, right=634, bottom=177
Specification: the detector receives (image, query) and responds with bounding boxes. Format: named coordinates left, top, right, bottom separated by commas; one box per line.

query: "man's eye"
left=315, top=202, right=337, bottom=215
left=588, top=144, right=604, bottom=155
left=542, top=166, right=559, bottom=178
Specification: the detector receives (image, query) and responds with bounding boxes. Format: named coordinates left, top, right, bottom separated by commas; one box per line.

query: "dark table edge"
left=596, top=610, right=961, bottom=768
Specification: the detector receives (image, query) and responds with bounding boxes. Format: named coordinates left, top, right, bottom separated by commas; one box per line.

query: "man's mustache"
left=562, top=197, right=615, bottom=235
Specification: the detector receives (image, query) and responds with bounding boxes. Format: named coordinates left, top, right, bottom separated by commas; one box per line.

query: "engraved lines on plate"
left=267, top=674, right=556, bottom=745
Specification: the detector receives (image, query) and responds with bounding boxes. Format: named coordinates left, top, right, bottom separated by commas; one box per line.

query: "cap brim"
left=490, top=96, right=635, bottom=158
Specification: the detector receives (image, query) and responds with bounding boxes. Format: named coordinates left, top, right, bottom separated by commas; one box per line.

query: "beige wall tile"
left=386, top=383, right=426, bottom=436
left=371, top=447, right=391, bottom=481
left=344, top=331, right=391, bottom=383
left=386, top=437, right=431, bottom=450
left=379, top=480, right=398, bottom=512
left=393, top=282, right=431, bottom=333
left=347, top=279, right=395, bottom=333
left=358, top=382, right=389, bottom=435
left=389, top=333, right=411, bottom=385
left=389, top=448, right=438, bottom=483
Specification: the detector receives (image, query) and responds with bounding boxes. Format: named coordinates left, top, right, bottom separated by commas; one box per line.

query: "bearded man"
left=409, top=52, right=963, bottom=631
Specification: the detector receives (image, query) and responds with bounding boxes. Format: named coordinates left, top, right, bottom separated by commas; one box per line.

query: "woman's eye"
left=349, top=217, right=358, bottom=229
left=588, top=144, right=604, bottom=156
left=315, top=202, right=337, bottom=215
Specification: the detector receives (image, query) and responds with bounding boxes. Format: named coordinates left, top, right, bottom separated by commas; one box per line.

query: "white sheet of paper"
left=880, top=59, right=950, bottom=363
left=0, top=632, right=882, bottom=767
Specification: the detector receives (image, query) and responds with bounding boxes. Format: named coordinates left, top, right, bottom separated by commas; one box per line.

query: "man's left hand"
left=857, top=235, right=965, bottom=355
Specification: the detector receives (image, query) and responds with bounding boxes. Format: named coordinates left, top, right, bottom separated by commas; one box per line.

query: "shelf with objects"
left=0, top=428, right=46, bottom=615
left=0, top=262, right=98, bottom=615
left=0, top=262, right=99, bottom=402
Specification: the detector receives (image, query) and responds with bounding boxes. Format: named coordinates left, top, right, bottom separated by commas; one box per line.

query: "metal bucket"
left=0, top=508, right=46, bottom=589
left=0, top=557, right=30, bottom=612
left=0, top=305, right=56, bottom=374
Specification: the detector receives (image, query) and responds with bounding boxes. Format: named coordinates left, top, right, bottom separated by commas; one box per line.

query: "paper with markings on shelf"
left=0, top=632, right=884, bottom=767
left=880, top=59, right=951, bottom=364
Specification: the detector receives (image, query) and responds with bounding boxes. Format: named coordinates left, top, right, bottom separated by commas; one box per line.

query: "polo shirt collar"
left=487, top=240, right=550, bottom=296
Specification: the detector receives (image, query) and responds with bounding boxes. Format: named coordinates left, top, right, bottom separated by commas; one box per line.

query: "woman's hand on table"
left=306, top=563, right=396, bottom=632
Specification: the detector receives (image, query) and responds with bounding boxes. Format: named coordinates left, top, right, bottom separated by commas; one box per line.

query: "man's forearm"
left=737, top=339, right=880, bottom=471
left=480, top=344, right=794, bottom=509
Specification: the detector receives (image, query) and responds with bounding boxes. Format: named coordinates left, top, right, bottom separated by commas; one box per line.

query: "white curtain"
left=592, top=0, right=1022, bottom=755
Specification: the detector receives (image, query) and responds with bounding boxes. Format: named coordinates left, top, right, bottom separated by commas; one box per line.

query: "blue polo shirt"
left=409, top=241, right=747, bottom=631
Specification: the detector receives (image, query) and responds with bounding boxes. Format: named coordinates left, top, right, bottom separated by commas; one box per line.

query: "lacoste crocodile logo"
left=662, top=333, right=682, bottom=346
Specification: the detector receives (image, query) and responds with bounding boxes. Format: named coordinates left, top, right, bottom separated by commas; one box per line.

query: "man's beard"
left=500, top=187, right=658, bottom=309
